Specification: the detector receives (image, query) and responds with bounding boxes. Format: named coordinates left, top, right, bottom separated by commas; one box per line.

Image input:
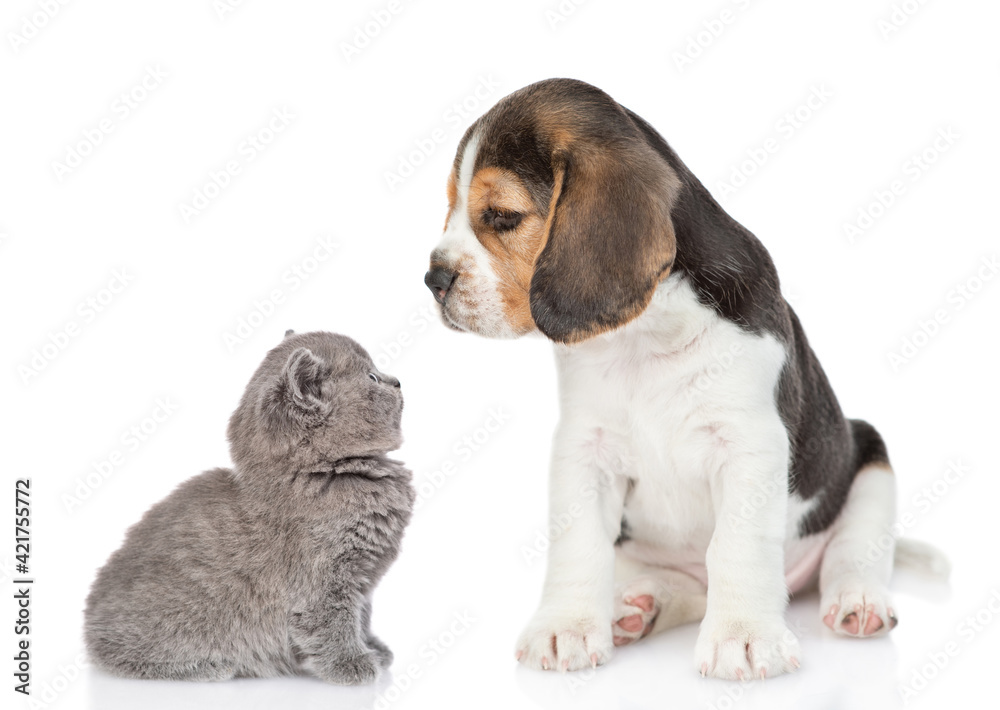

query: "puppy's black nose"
left=424, top=267, right=457, bottom=304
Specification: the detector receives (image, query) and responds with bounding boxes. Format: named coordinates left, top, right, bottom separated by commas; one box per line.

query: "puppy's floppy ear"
left=263, top=347, right=332, bottom=427
left=529, top=134, right=678, bottom=344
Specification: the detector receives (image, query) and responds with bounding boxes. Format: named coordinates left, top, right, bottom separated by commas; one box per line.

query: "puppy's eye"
left=368, top=373, right=379, bottom=384
left=483, top=208, right=523, bottom=232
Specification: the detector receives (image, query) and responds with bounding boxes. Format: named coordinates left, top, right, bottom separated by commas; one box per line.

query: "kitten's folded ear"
left=264, top=347, right=332, bottom=427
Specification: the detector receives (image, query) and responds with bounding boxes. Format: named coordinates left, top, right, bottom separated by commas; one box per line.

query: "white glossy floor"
left=51, top=564, right=989, bottom=710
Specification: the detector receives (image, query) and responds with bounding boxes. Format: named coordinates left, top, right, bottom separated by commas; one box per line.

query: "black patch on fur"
left=623, top=105, right=887, bottom=537
left=622, top=108, right=786, bottom=335
left=615, top=516, right=632, bottom=546
left=615, top=478, right=638, bottom=545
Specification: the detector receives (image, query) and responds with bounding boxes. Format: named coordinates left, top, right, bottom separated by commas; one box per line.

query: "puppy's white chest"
left=556, top=275, right=789, bottom=554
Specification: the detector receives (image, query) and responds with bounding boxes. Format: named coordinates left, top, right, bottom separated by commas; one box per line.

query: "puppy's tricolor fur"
left=426, top=79, right=946, bottom=679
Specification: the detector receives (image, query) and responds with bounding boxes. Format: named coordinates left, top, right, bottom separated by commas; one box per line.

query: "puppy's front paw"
left=305, top=650, right=381, bottom=685
left=694, top=617, right=800, bottom=680
left=515, top=609, right=614, bottom=672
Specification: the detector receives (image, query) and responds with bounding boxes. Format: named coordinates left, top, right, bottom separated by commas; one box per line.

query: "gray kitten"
left=84, top=330, right=414, bottom=684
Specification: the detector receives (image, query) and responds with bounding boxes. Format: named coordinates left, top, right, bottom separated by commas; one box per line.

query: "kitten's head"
left=228, top=330, right=403, bottom=474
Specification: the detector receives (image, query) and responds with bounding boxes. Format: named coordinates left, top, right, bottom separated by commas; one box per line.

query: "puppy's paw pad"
left=695, top=620, right=801, bottom=680
left=516, top=612, right=613, bottom=672
left=612, top=595, right=660, bottom=647
left=821, top=582, right=896, bottom=638
left=612, top=577, right=668, bottom=648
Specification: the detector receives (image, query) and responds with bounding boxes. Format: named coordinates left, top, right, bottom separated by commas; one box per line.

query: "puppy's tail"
left=894, top=538, right=951, bottom=581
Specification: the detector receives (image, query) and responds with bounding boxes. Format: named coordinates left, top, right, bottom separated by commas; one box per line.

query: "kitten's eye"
left=482, top=207, right=523, bottom=233
left=368, top=373, right=379, bottom=384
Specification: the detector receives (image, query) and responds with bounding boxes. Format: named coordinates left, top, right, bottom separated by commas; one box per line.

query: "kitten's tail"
left=894, top=538, right=951, bottom=581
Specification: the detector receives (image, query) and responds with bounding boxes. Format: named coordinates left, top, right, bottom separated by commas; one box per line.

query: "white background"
left=2, top=1, right=998, bottom=709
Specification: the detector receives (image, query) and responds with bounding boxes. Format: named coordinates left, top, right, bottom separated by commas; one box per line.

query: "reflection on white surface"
left=87, top=669, right=384, bottom=710
left=78, top=589, right=950, bottom=710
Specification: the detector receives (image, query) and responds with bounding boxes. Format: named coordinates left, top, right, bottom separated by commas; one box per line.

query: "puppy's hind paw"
left=612, top=593, right=659, bottom=647
left=821, top=581, right=897, bottom=638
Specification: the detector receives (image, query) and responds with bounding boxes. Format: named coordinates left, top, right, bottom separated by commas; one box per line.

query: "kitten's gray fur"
left=84, top=331, right=414, bottom=684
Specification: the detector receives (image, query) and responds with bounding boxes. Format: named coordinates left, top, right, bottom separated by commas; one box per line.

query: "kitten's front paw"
left=694, top=616, right=800, bottom=680
left=306, top=650, right=381, bottom=685
left=515, top=608, right=614, bottom=672
left=367, top=635, right=394, bottom=668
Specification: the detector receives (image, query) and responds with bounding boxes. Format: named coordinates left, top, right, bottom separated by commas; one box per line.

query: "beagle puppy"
left=424, top=78, right=935, bottom=679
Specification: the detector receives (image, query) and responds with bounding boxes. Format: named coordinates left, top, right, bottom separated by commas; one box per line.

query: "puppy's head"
left=425, top=78, right=681, bottom=344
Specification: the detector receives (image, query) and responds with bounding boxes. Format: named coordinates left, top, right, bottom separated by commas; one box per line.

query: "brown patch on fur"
left=443, top=169, right=458, bottom=230
left=542, top=124, right=574, bottom=155
left=465, top=167, right=546, bottom=334
left=531, top=143, right=678, bottom=343
left=536, top=160, right=566, bottom=268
